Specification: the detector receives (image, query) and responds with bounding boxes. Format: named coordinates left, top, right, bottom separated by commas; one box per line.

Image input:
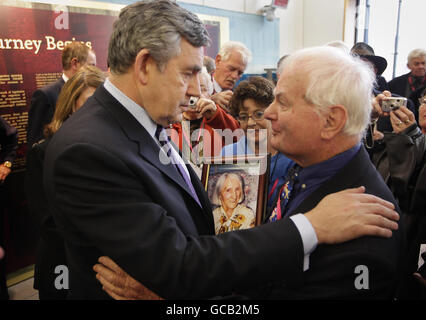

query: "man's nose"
left=247, top=116, right=256, bottom=126
left=264, top=102, right=276, bottom=121
left=187, top=74, right=201, bottom=97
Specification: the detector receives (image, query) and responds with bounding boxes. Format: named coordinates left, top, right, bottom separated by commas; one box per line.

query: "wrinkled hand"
left=211, top=90, right=233, bottom=112
left=389, top=106, right=416, bottom=133
left=0, top=165, right=11, bottom=183
left=196, top=98, right=217, bottom=120
left=93, top=256, right=163, bottom=300
left=305, top=186, right=399, bottom=244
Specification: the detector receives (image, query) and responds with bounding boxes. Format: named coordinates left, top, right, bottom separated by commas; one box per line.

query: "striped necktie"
left=155, top=125, right=201, bottom=207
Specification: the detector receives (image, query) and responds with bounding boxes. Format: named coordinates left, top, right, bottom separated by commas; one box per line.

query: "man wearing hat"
left=351, top=42, right=388, bottom=91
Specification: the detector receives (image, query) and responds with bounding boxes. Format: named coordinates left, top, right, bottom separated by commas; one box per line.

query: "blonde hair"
left=44, top=65, right=105, bottom=137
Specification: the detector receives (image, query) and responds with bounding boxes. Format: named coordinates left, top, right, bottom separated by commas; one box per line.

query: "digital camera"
left=381, top=97, right=407, bottom=112
left=189, top=96, right=199, bottom=108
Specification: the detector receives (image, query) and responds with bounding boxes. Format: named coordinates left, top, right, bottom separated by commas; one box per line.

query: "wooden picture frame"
left=201, top=155, right=270, bottom=235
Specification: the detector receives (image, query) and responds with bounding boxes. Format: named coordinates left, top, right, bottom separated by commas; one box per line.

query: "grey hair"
left=108, top=0, right=211, bottom=74
left=407, top=48, right=426, bottom=64
left=325, top=40, right=350, bottom=54
left=282, top=46, right=375, bottom=140
left=200, top=68, right=213, bottom=95
left=218, top=41, right=252, bottom=65
left=211, top=173, right=245, bottom=207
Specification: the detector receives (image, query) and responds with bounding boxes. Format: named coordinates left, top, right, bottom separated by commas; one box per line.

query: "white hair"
left=218, top=41, right=252, bottom=65
left=200, top=68, right=213, bottom=96
left=407, top=48, right=426, bottom=64
left=282, top=46, right=375, bottom=139
left=211, top=173, right=244, bottom=207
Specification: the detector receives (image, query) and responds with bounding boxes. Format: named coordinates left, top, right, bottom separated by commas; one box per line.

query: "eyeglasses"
left=237, top=110, right=265, bottom=122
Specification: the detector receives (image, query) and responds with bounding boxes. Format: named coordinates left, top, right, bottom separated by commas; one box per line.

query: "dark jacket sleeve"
left=27, top=90, right=54, bottom=148
left=383, top=125, right=426, bottom=209
left=0, top=116, right=18, bottom=163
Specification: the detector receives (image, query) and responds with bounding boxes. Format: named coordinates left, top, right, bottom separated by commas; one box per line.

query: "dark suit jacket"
left=260, top=147, right=403, bottom=299
left=388, top=72, right=411, bottom=98
left=25, top=137, right=67, bottom=298
left=43, top=85, right=304, bottom=299
left=27, top=78, right=65, bottom=148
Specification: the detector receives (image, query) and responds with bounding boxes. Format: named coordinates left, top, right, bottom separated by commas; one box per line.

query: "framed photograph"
left=201, top=155, right=270, bottom=235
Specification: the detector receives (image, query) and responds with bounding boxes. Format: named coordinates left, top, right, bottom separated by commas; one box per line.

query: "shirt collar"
left=212, top=77, right=222, bottom=93
left=62, top=73, right=68, bottom=83
left=298, top=143, right=361, bottom=185
left=103, top=77, right=157, bottom=139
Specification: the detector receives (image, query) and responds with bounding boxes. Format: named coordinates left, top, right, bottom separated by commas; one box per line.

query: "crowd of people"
left=1, top=0, right=425, bottom=300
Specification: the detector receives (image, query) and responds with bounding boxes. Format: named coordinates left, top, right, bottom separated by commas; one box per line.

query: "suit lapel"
left=93, top=86, right=205, bottom=208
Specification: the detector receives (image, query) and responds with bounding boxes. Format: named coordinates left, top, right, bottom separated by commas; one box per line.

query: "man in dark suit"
left=27, top=42, right=96, bottom=148
left=45, top=0, right=399, bottom=300
left=388, top=48, right=426, bottom=99
left=256, top=46, right=403, bottom=299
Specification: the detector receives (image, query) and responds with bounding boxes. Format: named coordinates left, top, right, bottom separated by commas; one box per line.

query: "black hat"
left=351, top=42, right=388, bottom=76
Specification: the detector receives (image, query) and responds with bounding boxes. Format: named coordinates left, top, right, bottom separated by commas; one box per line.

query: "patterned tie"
left=155, top=125, right=201, bottom=207
left=268, top=165, right=301, bottom=222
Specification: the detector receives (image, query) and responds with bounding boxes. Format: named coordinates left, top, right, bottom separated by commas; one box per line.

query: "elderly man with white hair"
left=211, top=41, right=252, bottom=112
left=261, top=46, right=403, bottom=299
left=389, top=48, right=426, bottom=98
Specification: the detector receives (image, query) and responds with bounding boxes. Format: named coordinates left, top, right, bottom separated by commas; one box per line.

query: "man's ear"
left=321, top=105, right=347, bottom=140
left=70, top=57, right=80, bottom=71
left=215, top=54, right=222, bottom=67
left=134, top=49, right=152, bottom=85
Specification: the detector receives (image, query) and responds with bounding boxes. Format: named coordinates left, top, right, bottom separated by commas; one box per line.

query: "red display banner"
left=0, top=1, right=117, bottom=278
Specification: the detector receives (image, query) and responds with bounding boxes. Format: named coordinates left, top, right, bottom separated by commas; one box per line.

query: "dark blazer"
left=261, top=147, right=403, bottom=299
left=388, top=72, right=411, bottom=98
left=27, top=77, right=65, bottom=148
left=43, top=85, right=304, bottom=299
left=25, top=137, right=67, bottom=298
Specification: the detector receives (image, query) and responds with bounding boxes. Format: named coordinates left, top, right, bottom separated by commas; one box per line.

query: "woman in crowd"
left=210, top=172, right=255, bottom=234
left=221, top=76, right=294, bottom=209
left=25, top=65, right=106, bottom=300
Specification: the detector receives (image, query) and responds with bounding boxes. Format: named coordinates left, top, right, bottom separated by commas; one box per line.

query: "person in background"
left=221, top=76, right=293, bottom=209
left=0, top=116, right=18, bottom=300
left=388, top=48, right=426, bottom=99
left=371, top=89, right=426, bottom=299
left=211, top=41, right=252, bottom=112
left=351, top=42, right=388, bottom=92
left=25, top=65, right=106, bottom=300
left=203, top=56, right=215, bottom=75
left=27, top=42, right=97, bottom=148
